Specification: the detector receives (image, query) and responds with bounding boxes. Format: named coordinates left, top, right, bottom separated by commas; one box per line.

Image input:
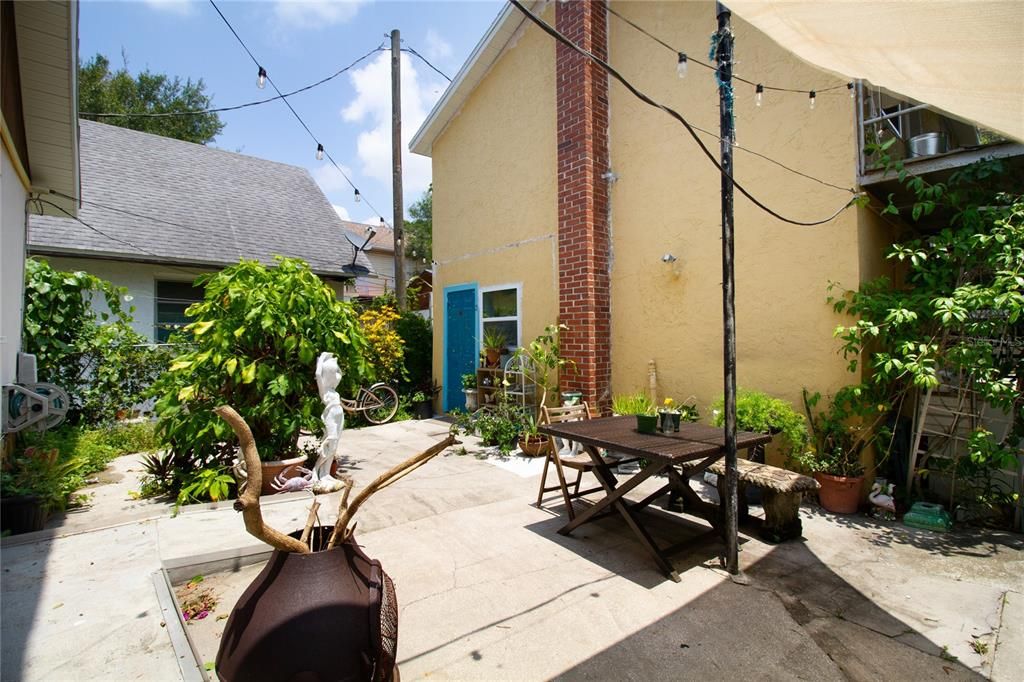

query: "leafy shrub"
left=23, top=258, right=171, bottom=424
left=612, top=391, right=655, bottom=416
left=150, top=258, right=371, bottom=476
left=710, top=389, right=808, bottom=459
left=450, top=395, right=529, bottom=455
left=177, top=467, right=235, bottom=506
left=395, top=311, right=432, bottom=390
left=358, top=305, right=404, bottom=383
left=0, top=447, right=85, bottom=512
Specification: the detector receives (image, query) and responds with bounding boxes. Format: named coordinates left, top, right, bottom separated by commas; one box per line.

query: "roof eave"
left=410, top=1, right=535, bottom=158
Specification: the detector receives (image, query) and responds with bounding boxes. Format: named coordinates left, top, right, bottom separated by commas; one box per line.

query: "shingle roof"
left=28, top=120, right=372, bottom=278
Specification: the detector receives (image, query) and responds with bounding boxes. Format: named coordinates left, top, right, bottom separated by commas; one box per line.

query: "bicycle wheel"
left=360, top=384, right=399, bottom=424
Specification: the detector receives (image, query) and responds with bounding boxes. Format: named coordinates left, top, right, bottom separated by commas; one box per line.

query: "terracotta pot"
left=0, top=495, right=48, bottom=535
left=216, top=527, right=397, bottom=682
left=259, top=455, right=307, bottom=495
left=814, top=472, right=864, bottom=514
left=484, top=349, right=501, bottom=367
left=518, top=436, right=549, bottom=457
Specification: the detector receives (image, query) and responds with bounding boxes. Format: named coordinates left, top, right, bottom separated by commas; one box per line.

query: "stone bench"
left=700, top=459, right=818, bottom=543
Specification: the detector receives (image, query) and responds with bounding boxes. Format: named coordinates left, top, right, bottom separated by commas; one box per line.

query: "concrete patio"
left=2, top=418, right=1022, bottom=681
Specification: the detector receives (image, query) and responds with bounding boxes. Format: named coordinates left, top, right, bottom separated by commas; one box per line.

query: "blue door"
left=444, top=284, right=478, bottom=412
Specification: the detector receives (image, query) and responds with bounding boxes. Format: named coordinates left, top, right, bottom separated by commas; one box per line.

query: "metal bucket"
left=908, top=132, right=948, bottom=158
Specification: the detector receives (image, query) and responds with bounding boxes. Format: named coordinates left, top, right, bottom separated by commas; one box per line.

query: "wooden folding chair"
left=536, top=403, right=618, bottom=521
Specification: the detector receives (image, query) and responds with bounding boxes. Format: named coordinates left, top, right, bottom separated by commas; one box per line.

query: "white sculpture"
left=312, top=352, right=346, bottom=494
left=869, top=479, right=896, bottom=519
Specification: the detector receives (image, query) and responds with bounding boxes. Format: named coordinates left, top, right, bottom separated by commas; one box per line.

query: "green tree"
left=23, top=258, right=170, bottom=424
left=78, top=53, right=224, bottom=144
left=405, top=184, right=432, bottom=261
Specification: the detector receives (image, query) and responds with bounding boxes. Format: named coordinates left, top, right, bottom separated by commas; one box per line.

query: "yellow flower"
left=663, top=397, right=675, bottom=408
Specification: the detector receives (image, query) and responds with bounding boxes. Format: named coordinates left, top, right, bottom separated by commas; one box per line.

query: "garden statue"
left=869, top=479, right=896, bottom=520
left=313, top=352, right=347, bottom=494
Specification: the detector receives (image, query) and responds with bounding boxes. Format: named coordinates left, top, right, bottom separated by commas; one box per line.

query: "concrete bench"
left=706, top=459, right=818, bottom=543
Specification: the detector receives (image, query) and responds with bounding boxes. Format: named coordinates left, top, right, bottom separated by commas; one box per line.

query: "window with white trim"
left=480, top=285, right=521, bottom=352
left=154, top=280, right=204, bottom=342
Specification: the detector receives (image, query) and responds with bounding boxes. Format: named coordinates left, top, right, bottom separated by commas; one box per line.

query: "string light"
left=809, top=90, right=816, bottom=110
left=257, top=66, right=267, bottom=89
left=755, top=83, right=764, bottom=107
left=316, top=143, right=324, bottom=161
left=676, top=52, right=688, bottom=79
left=354, top=189, right=361, bottom=203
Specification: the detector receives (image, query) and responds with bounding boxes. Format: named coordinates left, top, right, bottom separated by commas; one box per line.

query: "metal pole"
left=391, top=29, right=407, bottom=310
left=715, top=2, right=740, bottom=576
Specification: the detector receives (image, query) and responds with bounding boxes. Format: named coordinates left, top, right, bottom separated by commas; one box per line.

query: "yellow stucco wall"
left=430, top=4, right=559, bottom=407
left=428, top=0, right=890, bottom=418
left=606, top=1, right=887, bottom=412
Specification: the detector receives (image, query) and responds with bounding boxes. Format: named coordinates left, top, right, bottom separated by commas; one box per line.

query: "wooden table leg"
left=560, top=447, right=681, bottom=582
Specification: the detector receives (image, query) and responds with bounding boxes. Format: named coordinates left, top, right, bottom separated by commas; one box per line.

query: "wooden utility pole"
left=715, top=2, right=740, bottom=577
left=391, top=28, right=407, bottom=310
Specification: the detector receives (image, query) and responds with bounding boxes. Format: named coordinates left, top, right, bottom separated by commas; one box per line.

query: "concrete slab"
left=3, top=417, right=1022, bottom=681
left=992, top=590, right=1024, bottom=682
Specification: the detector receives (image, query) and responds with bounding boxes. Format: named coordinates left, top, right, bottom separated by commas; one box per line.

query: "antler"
left=215, top=405, right=310, bottom=554
left=327, top=433, right=457, bottom=548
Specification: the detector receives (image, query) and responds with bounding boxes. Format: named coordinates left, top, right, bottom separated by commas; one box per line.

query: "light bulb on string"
left=809, top=90, right=816, bottom=110
left=676, top=52, right=688, bottom=79
left=257, top=66, right=267, bottom=89
left=755, top=84, right=764, bottom=107
left=315, top=143, right=324, bottom=161
left=847, top=82, right=855, bottom=98
left=354, top=189, right=361, bottom=203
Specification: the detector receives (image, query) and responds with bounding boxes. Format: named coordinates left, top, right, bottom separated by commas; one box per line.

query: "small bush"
left=358, top=305, right=404, bottom=384
left=395, top=311, right=432, bottom=391
left=710, top=389, right=808, bottom=458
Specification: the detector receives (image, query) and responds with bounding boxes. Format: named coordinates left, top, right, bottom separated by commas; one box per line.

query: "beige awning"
left=727, top=1, right=1024, bottom=142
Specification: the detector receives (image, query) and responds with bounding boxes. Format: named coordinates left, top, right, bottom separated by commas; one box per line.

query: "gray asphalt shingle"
left=28, top=120, right=373, bottom=277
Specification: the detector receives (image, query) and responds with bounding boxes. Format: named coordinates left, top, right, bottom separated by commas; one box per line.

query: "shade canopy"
left=728, top=1, right=1024, bottom=142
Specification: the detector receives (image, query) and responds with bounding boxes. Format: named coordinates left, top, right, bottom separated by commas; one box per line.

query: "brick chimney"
left=555, top=0, right=611, bottom=412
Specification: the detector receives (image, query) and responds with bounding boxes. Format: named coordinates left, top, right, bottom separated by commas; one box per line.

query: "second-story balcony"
left=856, top=82, right=1024, bottom=194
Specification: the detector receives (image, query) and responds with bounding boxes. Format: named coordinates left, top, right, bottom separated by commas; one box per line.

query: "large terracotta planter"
left=259, top=455, right=307, bottom=495
left=814, top=472, right=864, bottom=514
left=216, top=527, right=397, bottom=682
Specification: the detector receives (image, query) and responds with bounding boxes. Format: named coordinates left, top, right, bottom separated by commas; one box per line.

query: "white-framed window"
left=479, top=284, right=521, bottom=352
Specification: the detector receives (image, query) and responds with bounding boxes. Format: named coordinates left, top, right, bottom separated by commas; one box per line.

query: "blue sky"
left=79, top=0, right=504, bottom=223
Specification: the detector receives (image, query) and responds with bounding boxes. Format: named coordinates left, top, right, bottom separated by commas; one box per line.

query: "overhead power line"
left=80, top=45, right=386, bottom=120
left=508, top=0, right=856, bottom=227
left=401, top=46, right=453, bottom=82
left=208, top=0, right=388, bottom=222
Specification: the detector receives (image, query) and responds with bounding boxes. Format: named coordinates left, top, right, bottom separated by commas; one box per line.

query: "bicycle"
left=341, top=383, right=400, bottom=425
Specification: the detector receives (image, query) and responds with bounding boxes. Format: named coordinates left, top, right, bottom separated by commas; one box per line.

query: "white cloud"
left=342, top=53, right=442, bottom=198
left=424, top=29, right=453, bottom=62
left=311, top=163, right=355, bottom=194
left=272, top=0, right=364, bottom=29
left=332, top=204, right=351, bottom=221
left=143, top=0, right=195, bottom=15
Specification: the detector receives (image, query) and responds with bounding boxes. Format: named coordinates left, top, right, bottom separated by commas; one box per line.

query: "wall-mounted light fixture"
left=661, top=253, right=678, bottom=263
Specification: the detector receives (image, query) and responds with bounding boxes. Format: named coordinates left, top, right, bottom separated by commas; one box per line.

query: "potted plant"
left=518, top=413, right=549, bottom=457
left=0, top=447, right=84, bottom=535
left=411, top=390, right=432, bottom=420
left=150, top=257, right=372, bottom=497
left=796, top=387, right=877, bottom=514
left=612, top=391, right=655, bottom=417
left=711, top=389, right=808, bottom=464
left=481, top=328, right=508, bottom=368
left=461, top=373, right=479, bottom=411
left=510, top=324, right=574, bottom=409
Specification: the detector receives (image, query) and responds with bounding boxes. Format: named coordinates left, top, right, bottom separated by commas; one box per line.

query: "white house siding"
left=35, top=256, right=355, bottom=340
left=1, top=149, right=28, bottom=385
left=38, top=256, right=212, bottom=341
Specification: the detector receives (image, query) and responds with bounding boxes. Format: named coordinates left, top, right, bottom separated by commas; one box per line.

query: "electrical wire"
left=401, top=46, right=453, bottom=82
left=509, top=0, right=856, bottom=227
left=79, top=45, right=386, bottom=119
left=208, top=0, right=389, bottom=223
left=606, top=4, right=848, bottom=95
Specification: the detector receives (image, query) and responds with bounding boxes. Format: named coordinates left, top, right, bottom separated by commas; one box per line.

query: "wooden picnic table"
left=538, top=416, right=771, bottom=582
